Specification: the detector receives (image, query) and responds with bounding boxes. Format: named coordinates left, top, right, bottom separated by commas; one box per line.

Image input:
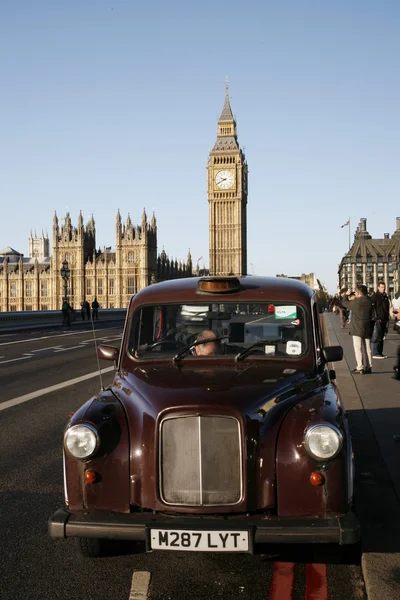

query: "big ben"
left=208, top=80, right=248, bottom=276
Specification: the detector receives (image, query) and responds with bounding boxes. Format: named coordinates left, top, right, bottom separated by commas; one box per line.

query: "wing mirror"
left=322, top=346, right=343, bottom=363
left=97, top=345, right=119, bottom=363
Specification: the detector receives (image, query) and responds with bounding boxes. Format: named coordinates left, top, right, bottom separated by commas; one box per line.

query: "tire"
left=78, top=537, right=109, bottom=558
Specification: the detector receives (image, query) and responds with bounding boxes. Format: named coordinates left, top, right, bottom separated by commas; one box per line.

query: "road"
left=0, top=326, right=366, bottom=600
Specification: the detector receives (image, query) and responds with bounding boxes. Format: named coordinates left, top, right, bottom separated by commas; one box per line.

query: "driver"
left=193, top=330, right=218, bottom=356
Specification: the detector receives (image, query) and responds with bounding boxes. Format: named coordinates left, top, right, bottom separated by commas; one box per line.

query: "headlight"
left=64, top=424, right=99, bottom=459
left=304, top=423, right=343, bottom=460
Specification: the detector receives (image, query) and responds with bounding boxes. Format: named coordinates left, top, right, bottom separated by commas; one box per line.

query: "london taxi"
left=49, top=276, right=359, bottom=556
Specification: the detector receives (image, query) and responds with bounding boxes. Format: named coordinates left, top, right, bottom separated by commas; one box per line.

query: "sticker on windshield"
left=275, top=306, right=297, bottom=320
left=264, top=345, right=275, bottom=356
left=286, top=341, right=302, bottom=355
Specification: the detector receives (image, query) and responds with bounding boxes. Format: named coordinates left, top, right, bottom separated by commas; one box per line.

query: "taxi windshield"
left=129, top=302, right=308, bottom=360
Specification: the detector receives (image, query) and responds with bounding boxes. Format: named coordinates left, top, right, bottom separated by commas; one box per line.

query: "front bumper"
left=49, top=508, right=360, bottom=546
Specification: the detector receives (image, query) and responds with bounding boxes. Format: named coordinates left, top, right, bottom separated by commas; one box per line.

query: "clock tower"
left=208, top=80, right=248, bottom=276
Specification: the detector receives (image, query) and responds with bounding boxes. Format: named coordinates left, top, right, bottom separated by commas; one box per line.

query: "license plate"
left=150, top=529, right=249, bottom=552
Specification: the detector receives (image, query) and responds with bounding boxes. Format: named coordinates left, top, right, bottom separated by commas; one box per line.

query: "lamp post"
left=60, top=259, right=70, bottom=302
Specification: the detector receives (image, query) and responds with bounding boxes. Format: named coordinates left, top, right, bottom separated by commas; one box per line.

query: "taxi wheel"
left=78, top=537, right=109, bottom=558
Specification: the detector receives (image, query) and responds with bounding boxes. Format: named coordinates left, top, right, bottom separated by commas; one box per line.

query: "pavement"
left=325, top=312, right=400, bottom=600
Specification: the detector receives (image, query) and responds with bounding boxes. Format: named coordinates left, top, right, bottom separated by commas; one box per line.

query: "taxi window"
left=129, top=302, right=308, bottom=359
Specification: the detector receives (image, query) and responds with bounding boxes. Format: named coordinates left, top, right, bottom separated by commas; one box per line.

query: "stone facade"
left=0, top=210, right=192, bottom=312
left=276, top=273, right=320, bottom=290
left=338, top=217, right=400, bottom=295
left=208, top=82, right=248, bottom=276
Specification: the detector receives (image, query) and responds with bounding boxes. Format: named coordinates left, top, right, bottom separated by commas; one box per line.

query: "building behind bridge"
left=338, top=217, right=400, bottom=296
left=0, top=210, right=194, bottom=312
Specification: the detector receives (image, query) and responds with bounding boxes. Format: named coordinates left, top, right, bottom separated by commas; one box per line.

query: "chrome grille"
left=160, top=415, right=242, bottom=506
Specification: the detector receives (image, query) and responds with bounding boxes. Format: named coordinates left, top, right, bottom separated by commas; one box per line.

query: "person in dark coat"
left=338, top=287, right=349, bottom=328
left=84, top=300, right=91, bottom=320
left=341, top=285, right=373, bottom=374
left=370, top=281, right=390, bottom=359
left=91, top=298, right=99, bottom=320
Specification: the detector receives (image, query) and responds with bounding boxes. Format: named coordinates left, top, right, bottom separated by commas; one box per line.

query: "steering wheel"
left=149, top=339, right=186, bottom=352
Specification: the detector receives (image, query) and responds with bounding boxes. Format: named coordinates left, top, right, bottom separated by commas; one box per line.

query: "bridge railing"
left=0, top=308, right=128, bottom=332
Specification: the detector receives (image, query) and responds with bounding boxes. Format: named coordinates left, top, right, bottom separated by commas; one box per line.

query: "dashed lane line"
left=0, top=356, right=32, bottom=365
left=30, top=346, right=63, bottom=352
left=53, top=345, right=86, bottom=353
left=0, top=326, right=123, bottom=347
left=0, top=366, right=114, bottom=412
left=129, top=571, right=151, bottom=600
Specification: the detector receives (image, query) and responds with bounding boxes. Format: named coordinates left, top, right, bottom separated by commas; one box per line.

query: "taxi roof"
left=131, top=276, right=315, bottom=308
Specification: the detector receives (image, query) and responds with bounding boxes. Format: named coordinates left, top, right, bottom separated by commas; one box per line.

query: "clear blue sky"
left=1, top=0, right=399, bottom=293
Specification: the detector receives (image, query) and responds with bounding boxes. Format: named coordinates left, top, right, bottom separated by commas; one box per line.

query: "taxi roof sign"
left=197, top=277, right=242, bottom=293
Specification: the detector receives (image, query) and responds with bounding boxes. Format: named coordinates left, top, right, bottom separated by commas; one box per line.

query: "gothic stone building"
left=0, top=210, right=192, bottom=312
left=338, top=217, right=400, bottom=296
left=208, top=81, right=248, bottom=276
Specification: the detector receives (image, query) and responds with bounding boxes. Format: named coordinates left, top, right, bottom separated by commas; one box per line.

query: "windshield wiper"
left=235, top=339, right=280, bottom=362
left=173, top=335, right=228, bottom=362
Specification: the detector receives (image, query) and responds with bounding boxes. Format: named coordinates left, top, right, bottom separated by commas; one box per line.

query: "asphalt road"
left=0, top=326, right=366, bottom=600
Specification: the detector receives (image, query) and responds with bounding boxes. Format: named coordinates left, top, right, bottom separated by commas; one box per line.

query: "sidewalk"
left=325, top=313, right=400, bottom=600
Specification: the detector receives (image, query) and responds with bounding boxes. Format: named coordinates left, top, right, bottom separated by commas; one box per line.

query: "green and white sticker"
left=275, top=305, right=297, bottom=320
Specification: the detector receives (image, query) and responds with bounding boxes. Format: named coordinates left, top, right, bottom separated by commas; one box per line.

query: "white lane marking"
left=0, top=356, right=32, bottom=365
left=53, top=345, right=86, bottom=353
left=0, top=366, right=114, bottom=412
left=30, top=346, right=63, bottom=352
left=0, top=326, right=123, bottom=347
left=129, top=571, right=151, bottom=600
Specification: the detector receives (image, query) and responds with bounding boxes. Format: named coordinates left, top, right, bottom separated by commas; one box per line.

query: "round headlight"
left=65, top=424, right=99, bottom=459
left=304, top=423, right=343, bottom=460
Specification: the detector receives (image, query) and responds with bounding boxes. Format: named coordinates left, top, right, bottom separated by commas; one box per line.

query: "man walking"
left=341, top=285, right=373, bottom=374
left=91, top=297, right=99, bottom=321
left=371, top=281, right=390, bottom=359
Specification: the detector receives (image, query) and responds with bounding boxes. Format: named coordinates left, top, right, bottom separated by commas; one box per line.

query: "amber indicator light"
left=84, top=470, right=97, bottom=484
left=197, top=278, right=241, bottom=293
left=310, top=472, right=325, bottom=486
left=68, top=412, right=74, bottom=418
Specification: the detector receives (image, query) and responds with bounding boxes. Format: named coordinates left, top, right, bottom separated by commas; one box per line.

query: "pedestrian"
left=92, top=297, right=99, bottom=320
left=392, top=288, right=400, bottom=380
left=371, top=281, right=390, bottom=359
left=80, top=302, right=85, bottom=321
left=341, top=285, right=373, bottom=374
left=84, top=300, right=91, bottom=320
left=62, top=298, right=72, bottom=327
left=338, top=288, right=348, bottom=328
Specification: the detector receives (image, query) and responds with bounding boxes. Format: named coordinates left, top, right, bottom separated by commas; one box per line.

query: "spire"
left=116, top=208, right=121, bottom=225
left=142, top=207, right=147, bottom=223
left=219, top=76, right=235, bottom=122
left=213, top=78, right=239, bottom=151
left=151, top=211, right=156, bottom=230
left=78, top=210, right=84, bottom=229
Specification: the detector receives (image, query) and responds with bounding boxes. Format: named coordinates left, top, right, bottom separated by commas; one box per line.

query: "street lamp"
left=60, top=259, right=70, bottom=301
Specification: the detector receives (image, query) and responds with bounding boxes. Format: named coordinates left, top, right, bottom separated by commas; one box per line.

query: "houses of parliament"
left=0, top=83, right=248, bottom=312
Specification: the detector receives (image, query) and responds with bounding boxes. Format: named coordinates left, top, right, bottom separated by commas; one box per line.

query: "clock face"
left=215, top=170, right=235, bottom=190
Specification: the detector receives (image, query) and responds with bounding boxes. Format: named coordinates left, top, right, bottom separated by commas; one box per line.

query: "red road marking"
left=305, top=564, right=328, bottom=600
left=269, top=562, right=295, bottom=600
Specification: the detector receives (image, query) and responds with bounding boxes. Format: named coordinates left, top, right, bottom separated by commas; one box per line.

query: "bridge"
left=0, top=314, right=399, bottom=600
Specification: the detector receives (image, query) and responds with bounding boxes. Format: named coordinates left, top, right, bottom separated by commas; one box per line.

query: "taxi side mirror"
left=322, top=346, right=343, bottom=363
left=97, top=344, right=119, bottom=363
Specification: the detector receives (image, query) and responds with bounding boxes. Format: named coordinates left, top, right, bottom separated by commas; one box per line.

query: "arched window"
left=127, top=251, right=135, bottom=263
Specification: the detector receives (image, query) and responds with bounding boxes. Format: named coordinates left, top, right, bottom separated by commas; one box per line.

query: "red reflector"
left=68, top=412, right=74, bottom=418
left=84, top=470, right=97, bottom=484
left=267, top=304, right=275, bottom=313
left=310, top=472, right=325, bottom=486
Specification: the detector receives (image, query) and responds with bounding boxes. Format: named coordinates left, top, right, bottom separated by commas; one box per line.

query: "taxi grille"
left=159, top=415, right=242, bottom=506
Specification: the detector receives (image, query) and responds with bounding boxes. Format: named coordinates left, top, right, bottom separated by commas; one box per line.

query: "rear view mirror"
left=97, top=345, right=119, bottom=363
left=322, top=346, right=343, bottom=363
